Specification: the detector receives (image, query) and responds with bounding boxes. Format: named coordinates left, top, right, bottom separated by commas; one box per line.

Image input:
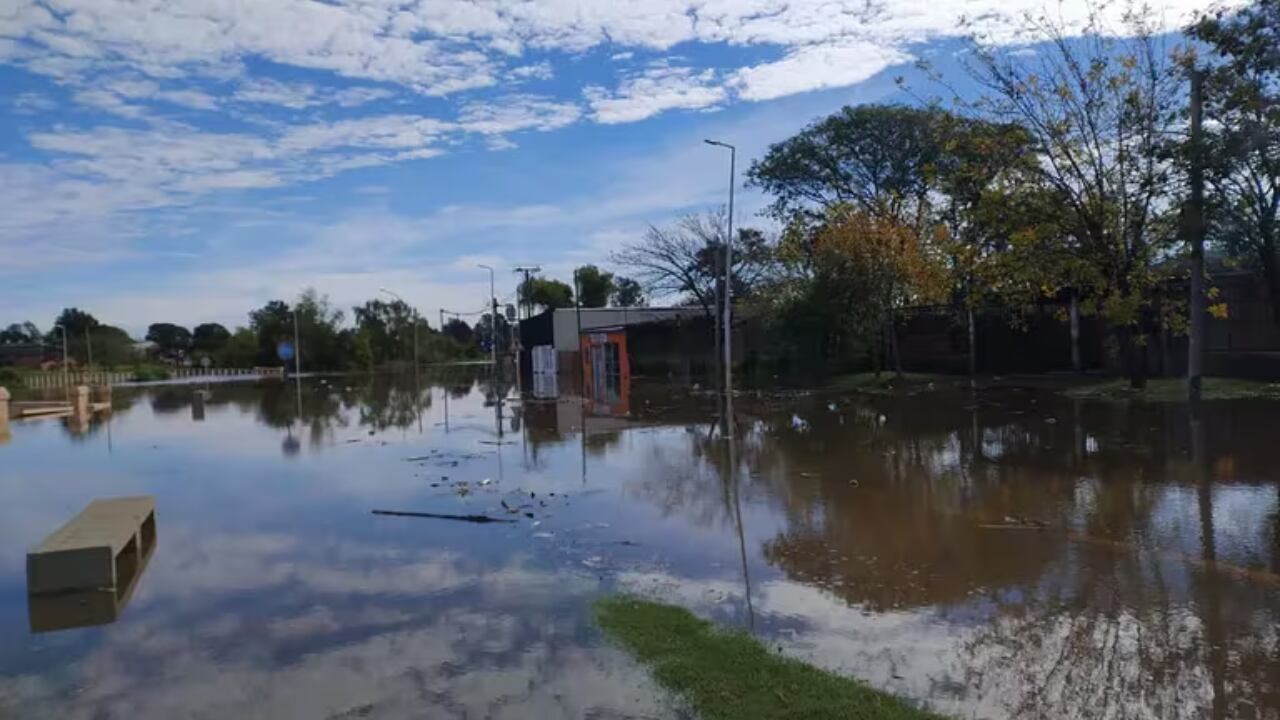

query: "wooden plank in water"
left=13, top=402, right=72, bottom=418
left=27, top=497, right=157, bottom=594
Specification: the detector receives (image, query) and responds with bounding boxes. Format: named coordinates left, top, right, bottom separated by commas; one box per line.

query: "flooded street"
left=1, top=371, right=1278, bottom=719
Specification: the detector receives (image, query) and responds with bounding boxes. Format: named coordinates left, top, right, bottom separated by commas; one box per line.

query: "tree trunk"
left=1127, top=329, right=1147, bottom=389
left=872, top=324, right=883, bottom=378
left=888, top=312, right=904, bottom=378
left=967, top=306, right=977, bottom=377
left=1069, top=292, right=1082, bottom=373
left=1187, top=70, right=1206, bottom=401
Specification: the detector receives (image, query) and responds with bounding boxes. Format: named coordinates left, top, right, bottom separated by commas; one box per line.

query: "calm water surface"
left=1, top=370, right=1278, bottom=719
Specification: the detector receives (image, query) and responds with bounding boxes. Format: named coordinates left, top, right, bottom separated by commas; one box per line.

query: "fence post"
left=0, top=386, right=9, bottom=443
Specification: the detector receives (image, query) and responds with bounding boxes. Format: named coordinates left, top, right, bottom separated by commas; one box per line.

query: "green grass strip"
left=594, top=597, right=947, bottom=720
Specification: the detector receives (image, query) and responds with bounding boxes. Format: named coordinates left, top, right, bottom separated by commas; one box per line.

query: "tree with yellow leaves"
left=809, top=205, right=948, bottom=376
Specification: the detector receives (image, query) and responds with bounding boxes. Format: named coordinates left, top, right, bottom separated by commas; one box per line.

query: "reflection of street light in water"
left=282, top=424, right=301, bottom=457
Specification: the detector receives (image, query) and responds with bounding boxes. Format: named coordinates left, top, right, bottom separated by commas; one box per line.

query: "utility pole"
left=705, top=139, right=736, bottom=402
left=1187, top=68, right=1206, bottom=403
left=55, top=325, right=68, bottom=390
left=292, top=308, right=303, bottom=400
left=513, top=266, right=541, bottom=320
left=573, top=267, right=583, bottom=379
left=478, top=264, right=497, bottom=370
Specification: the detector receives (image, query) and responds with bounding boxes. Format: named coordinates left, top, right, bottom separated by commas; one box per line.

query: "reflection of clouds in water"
left=616, top=568, right=1280, bottom=720
left=618, top=570, right=978, bottom=716
left=6, top=611, right=670, bottom=719
left=2, top=530, right=671, bottom=720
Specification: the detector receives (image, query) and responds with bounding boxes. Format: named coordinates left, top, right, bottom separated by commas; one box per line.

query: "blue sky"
left=0, top=0, right=1213, bottom=336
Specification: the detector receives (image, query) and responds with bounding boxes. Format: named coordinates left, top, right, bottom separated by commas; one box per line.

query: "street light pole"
left=380, top=288, right=418, bottom=371
left=705, top=139, right=736, bottom=402
left=292, top=308, right=302, bottom=398
left=478, top=264, right=497, bottom=370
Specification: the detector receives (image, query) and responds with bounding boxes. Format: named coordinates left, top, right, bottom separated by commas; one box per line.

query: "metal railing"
left=15, top=367, right=267, bottom=388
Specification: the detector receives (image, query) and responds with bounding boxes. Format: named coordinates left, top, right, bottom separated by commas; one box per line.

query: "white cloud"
left=233, top=79, right=395, bottom=109
left=457, top=95, right=581, bottom=134
left=4, top=0, right=497, bottom=95
left=729, top=41, right=910, bottom=102
left=507, top=61, right=553, bottom=81
left=11, top=91, right=57, bottom=114
left=586, top=66, right=726, bottom=124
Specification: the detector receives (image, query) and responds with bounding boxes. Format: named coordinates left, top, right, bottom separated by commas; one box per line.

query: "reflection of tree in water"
left=356, top=376, right=432, bottom=432
left=958, top=534, right=1280, bottom=719
left=742, top=391, right=1280, bottom=718
left=626, top=421, right=740, bottom=532
left=755, top=396, right=1076, bottom=611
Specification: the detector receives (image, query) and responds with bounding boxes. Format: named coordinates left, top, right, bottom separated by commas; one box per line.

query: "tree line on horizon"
left=0, top=263, right=651, bottom=372
left=608, top=1, right=1279, bottom=387
left=0, top=294, right=479, bottom=372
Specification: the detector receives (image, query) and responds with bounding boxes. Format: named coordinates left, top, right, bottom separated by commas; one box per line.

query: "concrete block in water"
left=27, top=497, right=157, bottom=595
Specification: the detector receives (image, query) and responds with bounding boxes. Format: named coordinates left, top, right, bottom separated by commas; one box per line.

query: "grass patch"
left=594, top=597, right=946, bottom=720
left=1063, top=377, right=1280, bottom=401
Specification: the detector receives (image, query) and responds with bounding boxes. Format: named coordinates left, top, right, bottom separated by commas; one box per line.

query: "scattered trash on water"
left=533, top=532, right=555, bottom=539
left=479, top=478, right=492, bottom=486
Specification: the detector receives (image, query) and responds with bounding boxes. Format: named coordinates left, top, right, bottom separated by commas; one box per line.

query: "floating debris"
left=371, top=510, right=515, bottom=524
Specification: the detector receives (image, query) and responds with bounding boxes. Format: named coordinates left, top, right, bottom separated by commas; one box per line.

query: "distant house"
left=0, top=343, right=45, bottom=368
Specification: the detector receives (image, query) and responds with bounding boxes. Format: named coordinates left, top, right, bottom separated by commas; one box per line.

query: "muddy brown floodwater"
left=0, top=369, right=1277, bottom=719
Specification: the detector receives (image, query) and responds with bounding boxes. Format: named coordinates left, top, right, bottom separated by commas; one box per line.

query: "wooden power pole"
left=1187, top=69, right=1206, bottom=403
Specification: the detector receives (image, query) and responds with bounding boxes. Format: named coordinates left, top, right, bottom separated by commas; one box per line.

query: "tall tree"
left=574, top=265, right=615, bottom=308
left=519, top=277, right=574, bottom=311
left=933, top=115, right=1040, bottom=374
left=192, top=323, right=232, bottom=354
left=748, top=104, right=943, bottom=230
left=294, top=289, right=348, bottom=371
left=352, top=299, right=418, bottom=365
left=217, top=327, right=259, bottom=368
left=957, top=8, right=1181, bottom=387
left=807, top=206, right=947, bottom=375
left=248, top=300, right=295, bottom=366
left=50, top=308, right=98, bottom=339
left=89, top=325, right=137, bottom=367
left=49, top=308, right=100, bottom=364
left=146, top=323, right=192, bottom=356
left=442, top=318, right=474, bottom=345
left=611, top=276, right=646, bottom=307
left=613, top=210, right=774, bottom=316
left=1189, top=1, right=1280, bottom=327
left=0, top=322, right=41, bottom=344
